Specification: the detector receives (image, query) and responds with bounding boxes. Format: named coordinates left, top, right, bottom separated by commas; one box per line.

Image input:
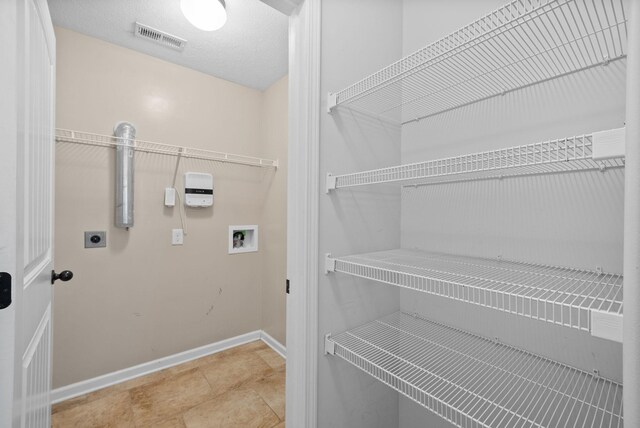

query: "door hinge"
left=0, top=272, right=12, bottom=309
left=286, top=279, right=290, bottom=294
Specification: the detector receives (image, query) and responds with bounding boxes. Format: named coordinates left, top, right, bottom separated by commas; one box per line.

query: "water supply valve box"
left=184, top=172, right=213, bottom=207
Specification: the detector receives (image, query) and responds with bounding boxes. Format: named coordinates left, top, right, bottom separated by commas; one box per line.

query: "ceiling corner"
left=259, top=0, right=302, bottom=16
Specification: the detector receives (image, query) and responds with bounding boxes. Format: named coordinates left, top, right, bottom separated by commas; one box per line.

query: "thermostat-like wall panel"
left=185, top=172, right=213, bottom=207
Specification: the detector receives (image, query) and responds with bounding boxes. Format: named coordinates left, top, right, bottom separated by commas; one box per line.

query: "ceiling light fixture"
left=180, top=0, right=227, bottom=31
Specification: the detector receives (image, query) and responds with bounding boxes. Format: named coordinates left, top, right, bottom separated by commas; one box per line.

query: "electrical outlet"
left=172, top=229, right=183, bottom=245
left=84, top=231, right=106, bottom=248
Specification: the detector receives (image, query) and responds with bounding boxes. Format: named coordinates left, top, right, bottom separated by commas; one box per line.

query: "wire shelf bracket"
left=326, top=249, right=623, bottom=342
left=325, top=253, right=336, bottom=274
left=324, top=333, right=335, bottom=355
left=326, top=128, right=625, bottom=192
left=327, top=0, right=628, bottom=124
left=327, top=93, right=338, bottom=113
left=591, top=309, right=623, bottom=342
left=325, top=312, right=623, bottom=428
left=55, top=128, right=279, bottom=169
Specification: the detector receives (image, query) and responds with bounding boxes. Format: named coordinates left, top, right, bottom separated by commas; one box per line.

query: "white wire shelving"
left=55, top=128, right=279, bottom=168
left=325, top=249, right=623, bottom=341
left=326, top=128, right=625, bottom=192
left=325, top=312, right=623, bottom=428
left=327, top=0, right=628, bottom=124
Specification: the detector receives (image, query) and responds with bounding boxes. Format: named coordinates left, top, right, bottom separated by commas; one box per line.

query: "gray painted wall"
left=399, top=1, right=626, bottom=426
left=318, top=0, right=403, bottom=426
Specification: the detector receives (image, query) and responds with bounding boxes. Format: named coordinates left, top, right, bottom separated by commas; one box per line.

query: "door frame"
left=285, top=0, right=321, bottom=426
left=624, top=1, right=640, bottom=425
left=0, top=1, right=19, bottom=426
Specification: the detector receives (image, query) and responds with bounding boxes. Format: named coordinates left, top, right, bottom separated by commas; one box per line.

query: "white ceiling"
left=47, top=0, right=289, bottom=91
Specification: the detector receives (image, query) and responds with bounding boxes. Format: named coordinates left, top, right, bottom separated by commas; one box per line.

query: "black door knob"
left=51, top=270, right=74, bottom=284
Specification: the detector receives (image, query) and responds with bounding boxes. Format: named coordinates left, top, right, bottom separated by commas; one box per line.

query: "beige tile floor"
left=52, top=341, right=285, bottom=428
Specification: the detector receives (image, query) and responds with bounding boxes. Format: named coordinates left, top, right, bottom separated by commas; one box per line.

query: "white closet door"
left=0, top=0, right=57, bottom=426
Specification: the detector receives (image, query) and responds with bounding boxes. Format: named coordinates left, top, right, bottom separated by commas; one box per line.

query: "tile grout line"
left=164, top=347, right=278, bottom=426
left=151, top=367, right=215, bottom=427
left=244, top=366, right=285, bottom=424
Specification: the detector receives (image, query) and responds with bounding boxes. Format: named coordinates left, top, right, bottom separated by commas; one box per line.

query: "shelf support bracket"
left=591, top=310, right=623, bottom=343
left=327, top=92, right=338, bottom=113
left=324, top=333, right=335, bottom=355
left=326, top=173, right=337, bottom=193
left=325, top=253, right=336, bottom=274
left=592, top=127, right=626, bottom=161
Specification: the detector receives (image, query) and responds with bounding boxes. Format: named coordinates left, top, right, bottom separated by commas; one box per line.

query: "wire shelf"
left=327, top=249, right=623, bottom=336
left=326, top=129, right=625, bottom=191
left=327, top=312, right=623, bottom=428
left=328, top=0, right=628, bottom=124
left=55, top=128, right=279, bottom=168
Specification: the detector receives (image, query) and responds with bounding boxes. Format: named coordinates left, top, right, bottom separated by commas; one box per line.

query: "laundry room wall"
left=259, top=75, right=288, bottom=346
left=53, top=27, right=287, bottom=388
left=317, top=0, right=404, bottom=426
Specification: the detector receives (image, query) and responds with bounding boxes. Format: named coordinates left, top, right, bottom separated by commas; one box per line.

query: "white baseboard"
left=51, top=329, right=286, bottom=405
left=260, top=330, right=286, bottom=359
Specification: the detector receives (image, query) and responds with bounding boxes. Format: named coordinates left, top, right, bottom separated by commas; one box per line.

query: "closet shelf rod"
left=55, top=128, right=279, bottom=169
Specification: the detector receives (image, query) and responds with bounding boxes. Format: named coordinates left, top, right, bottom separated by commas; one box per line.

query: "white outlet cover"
left=172, top=229, right=184, bottom=245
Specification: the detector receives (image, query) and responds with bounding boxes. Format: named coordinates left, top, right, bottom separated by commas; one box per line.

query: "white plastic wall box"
left=164, top=187, right=176, bottom=207
left=184, top=172, right=213, bottom=207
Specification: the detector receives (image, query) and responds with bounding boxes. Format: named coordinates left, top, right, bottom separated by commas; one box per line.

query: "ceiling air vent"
left=134, top=22, right=187, bottom=51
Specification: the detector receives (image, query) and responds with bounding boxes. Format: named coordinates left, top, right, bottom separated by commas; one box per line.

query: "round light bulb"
left=181, top=0, right=227, bottom=31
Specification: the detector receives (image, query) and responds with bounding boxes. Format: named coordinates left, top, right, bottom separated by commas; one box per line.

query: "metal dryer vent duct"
left=114, top=122, right=136, bottom=229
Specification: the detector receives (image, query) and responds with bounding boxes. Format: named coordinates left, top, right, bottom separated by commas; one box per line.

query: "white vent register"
left=134, top=22, right=186, bottom=51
